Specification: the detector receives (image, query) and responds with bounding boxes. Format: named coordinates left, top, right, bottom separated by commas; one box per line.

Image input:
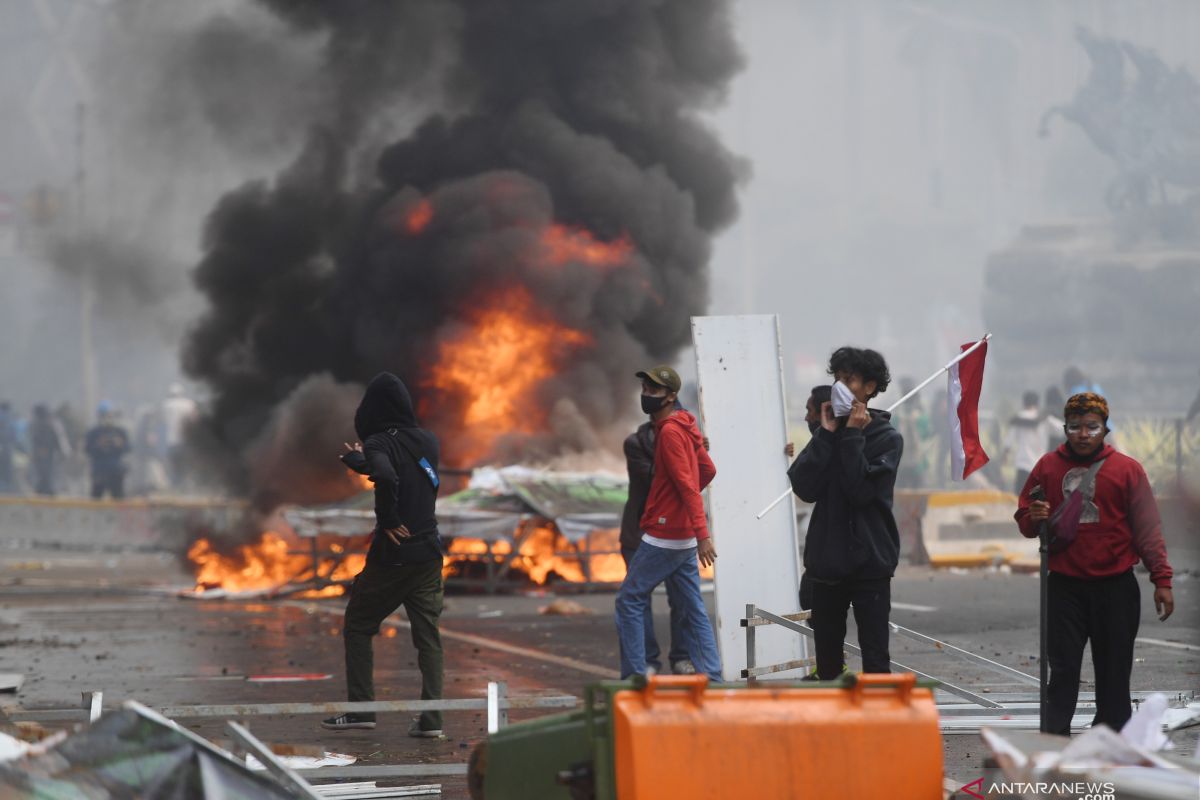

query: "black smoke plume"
left=183, top=0, right=745, bottom=507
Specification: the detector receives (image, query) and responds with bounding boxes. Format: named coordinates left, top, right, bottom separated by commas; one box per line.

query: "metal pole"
left=487, top=681, right=508, bottom=733
left=76, top=102, right=97, bottom=421
left=745, top=604, right=757, bottom=687
left=1030, top=485, right=1050, bottom=733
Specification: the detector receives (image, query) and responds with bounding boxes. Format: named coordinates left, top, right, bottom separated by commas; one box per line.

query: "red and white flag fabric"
left=947, top=339, right=989, bottom=481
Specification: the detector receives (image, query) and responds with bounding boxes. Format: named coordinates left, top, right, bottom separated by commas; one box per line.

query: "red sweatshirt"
left=1015, top=444, right=1172, bottom=588
left=639, top=410, right=717, bottom=541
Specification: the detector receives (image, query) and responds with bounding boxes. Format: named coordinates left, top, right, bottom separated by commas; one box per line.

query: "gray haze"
left=2, top=0, right=1198, bottom=448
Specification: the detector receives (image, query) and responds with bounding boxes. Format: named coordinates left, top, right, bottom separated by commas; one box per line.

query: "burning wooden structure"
left=186, top=467, right=629, bottom=598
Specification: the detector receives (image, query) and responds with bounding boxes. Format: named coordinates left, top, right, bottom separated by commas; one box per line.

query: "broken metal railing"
left=7, top=681, right=575, bottom=733
left=741, top=604, right=1016, bottom=709
left=740, top=604, right=815, bottom=684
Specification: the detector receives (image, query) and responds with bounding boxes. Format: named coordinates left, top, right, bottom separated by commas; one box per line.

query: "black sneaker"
left=322, top=713, right=376, bottom=731
left=407, top=719, right=443, bottom=738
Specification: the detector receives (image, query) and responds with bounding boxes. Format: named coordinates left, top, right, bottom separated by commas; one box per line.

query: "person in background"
left=0, top=402, right=19, bottom=494
left=29, top=404, right=69, bottom=496
left=161, top=383, right=198, bottom=490
left=1002, top=391, right=1046, bottom=495
left=1043, top=386, right=1066, bottom=453
left=892, top=377, right=930, bottom=490
left=85, top=402, right=131, bottom=500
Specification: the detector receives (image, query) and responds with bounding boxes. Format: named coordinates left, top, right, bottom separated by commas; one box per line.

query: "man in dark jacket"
left=85, top=402, right=131, bottom=499
left=29, top=404, right=68, bottom=496
left=322, top=373, right=445, bottom=737
left=787, top=347, right=903, bottom=680
left=620, top=413, right=692, bottom=675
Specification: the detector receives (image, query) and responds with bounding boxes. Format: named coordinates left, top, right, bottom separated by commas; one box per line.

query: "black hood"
left=354, top=373, right=418, bottom=439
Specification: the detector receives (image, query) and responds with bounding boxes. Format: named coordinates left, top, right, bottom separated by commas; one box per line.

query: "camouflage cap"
left=636, top=364, right=681, bottom=393
left=1065, top=392, right=1109, bottom=422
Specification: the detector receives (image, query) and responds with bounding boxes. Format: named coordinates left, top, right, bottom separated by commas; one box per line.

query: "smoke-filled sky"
left=2, top=0, right=1199, bottom=496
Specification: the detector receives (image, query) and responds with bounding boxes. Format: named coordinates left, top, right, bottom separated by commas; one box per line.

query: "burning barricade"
left=185, top=466, right=635, bottom=599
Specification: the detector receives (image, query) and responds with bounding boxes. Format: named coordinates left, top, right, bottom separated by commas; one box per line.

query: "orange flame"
left=188, top=531, right=366, bottom=597
left=441, top=527, right=626, bottom=584
left=188, top=525, right=656, bottom=594
left=405, top=199, right=433, bottom=235
left=539, top=225, right=633, bottom=268
left=425, top=286, right=591, bottom=462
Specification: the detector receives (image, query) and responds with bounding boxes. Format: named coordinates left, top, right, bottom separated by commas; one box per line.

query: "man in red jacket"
left=615, top=365, right=722, bottom=682
left=1016, top=392, right=1174, bottom=735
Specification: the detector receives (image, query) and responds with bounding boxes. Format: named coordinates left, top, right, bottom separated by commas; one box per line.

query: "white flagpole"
left=883, top=333, right=992, bottom=413
left=754, top=334, right=992, bottom=520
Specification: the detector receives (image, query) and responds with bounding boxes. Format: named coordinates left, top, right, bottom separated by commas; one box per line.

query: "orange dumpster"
left=612, top=673, right=943, bottom=799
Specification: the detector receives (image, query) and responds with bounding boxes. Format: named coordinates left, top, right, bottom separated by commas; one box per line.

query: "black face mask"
left=641, top=394, right=668, bottom=415
left=807, top=419, right=819, bottom=435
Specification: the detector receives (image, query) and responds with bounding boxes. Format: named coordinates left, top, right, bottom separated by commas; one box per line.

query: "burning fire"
left=539, top=225, right=632, bottom=269
left=442, top=526, right=626, bottom=585
left=405, top=199, right=433, bottom=235
left=188, top=531, right=366, bottom=598
left=424, top=286, right=592, bottom=462
left=187, top=526, right=705, bottom=595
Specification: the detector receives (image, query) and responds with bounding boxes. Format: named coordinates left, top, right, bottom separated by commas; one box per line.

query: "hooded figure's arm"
left=363, top=437, right=403, bottom=530
left=787, top=431, right=834, bottom=502
left=341, top=450, right=369, bottom=474
left=834, top=427, right=902, bottom=506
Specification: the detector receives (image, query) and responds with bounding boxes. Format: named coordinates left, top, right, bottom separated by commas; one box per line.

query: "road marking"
left=1136, top=637, right=1200, bottom=652
left=286, top=601, right=619, bottom=679
left=892, top=602, right=937, bottom=613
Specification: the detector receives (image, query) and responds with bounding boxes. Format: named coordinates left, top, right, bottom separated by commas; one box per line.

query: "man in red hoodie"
left=615, top=365, right=722, bottom=682
left=1016, top=392, right=1174, bottom=735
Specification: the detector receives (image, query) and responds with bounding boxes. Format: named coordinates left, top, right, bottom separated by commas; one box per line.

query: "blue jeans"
left=621, top=546, right=689, bottom=670
left=615, top=541, right=722, bottom=682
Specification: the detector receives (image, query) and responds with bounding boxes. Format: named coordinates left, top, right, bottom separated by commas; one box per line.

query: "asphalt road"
left=1, top=549, right=1196, bottom=796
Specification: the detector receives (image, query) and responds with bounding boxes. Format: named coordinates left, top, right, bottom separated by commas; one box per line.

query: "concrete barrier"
left=0, top=496, right=247, bottom=552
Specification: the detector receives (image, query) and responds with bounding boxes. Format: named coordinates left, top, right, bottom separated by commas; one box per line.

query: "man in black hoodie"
left=322, top=373, right=445, bottom=737
left=787, top=348, right=903, bottom=680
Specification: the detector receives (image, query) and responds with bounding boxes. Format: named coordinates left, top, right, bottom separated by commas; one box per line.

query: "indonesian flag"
left=947, top=339, right=989, bottom=481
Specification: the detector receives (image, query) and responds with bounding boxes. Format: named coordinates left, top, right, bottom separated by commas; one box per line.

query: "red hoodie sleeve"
left=659, top=424, right=710, bottom=540
left=1127, top=463, right=1173, bottom=588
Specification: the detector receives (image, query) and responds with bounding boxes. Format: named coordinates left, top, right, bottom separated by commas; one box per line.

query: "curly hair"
left=827, top=347, right=891, bottom=398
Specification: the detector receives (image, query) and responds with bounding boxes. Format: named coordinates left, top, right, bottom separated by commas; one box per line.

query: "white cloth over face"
left=830, top=380, right=856, bottom=418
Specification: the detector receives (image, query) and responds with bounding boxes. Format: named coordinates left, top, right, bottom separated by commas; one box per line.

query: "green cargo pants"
left=343, top=559, right=444, bottom=731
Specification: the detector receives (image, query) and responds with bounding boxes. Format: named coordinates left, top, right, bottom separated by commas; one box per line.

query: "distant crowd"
left=0, top=384, right=198, bottom=500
